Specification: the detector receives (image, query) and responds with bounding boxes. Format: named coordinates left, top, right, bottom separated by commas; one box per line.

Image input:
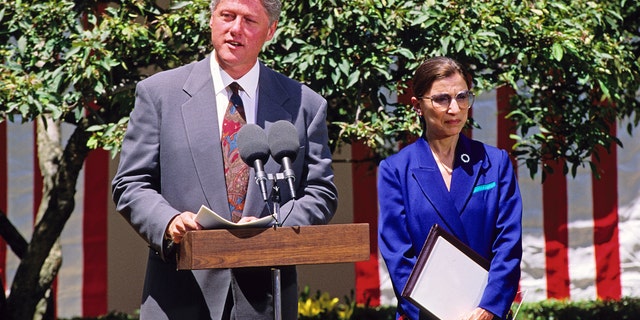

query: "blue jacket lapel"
left=411, top=138, right=469, bottom=243
left=450, top=135, right=489, bottom=215
left=410, top=136, right=490, bottom=244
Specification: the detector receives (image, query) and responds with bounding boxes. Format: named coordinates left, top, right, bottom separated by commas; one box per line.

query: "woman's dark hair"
left=412, top=57, right=473, bottom=98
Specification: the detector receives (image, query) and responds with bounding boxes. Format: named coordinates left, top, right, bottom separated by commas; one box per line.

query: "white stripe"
left=518, top=173, right=546, bottom=302
left=377, top=248, right=397, bottom=306
left=617, top=119, right=640, bottom=297
left=475, top=91, right=551, bottom=301
left=5, top=120, right=35, bottom=297
left=472, top=91, right=498, bottom=146
left=56, top=122, right=84, bottom=318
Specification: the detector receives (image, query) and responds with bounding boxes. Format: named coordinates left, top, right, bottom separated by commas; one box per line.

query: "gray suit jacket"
left=112, top=56, right=338, bottom=320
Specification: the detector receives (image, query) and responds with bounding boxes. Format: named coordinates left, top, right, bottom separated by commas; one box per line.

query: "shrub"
left=514, top=297, right=640, bottom=320
left=60, top=296, right=640, bottom=319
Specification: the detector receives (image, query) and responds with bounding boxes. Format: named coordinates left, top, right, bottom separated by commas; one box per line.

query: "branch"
left=0, top=210, right=28, bottom=259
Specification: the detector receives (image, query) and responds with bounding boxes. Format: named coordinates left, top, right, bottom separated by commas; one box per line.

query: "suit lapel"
left=411, top=138, right=468, bottom=242
left=180, top=61, right=299, bottom=219
left=243, top=64, right=294, bottom=217
left=450, top=135, right=487, bottom=215
left=181, top=56, right=232, bottom=220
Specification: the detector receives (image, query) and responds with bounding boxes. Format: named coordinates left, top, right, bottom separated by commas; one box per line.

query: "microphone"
left=267, top=120, right=300, bottom=199
left=238, top=124, right=271, bottom=202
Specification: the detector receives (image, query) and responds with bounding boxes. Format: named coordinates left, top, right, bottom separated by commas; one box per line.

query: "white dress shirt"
left=209, top=51, right=260, bottom=137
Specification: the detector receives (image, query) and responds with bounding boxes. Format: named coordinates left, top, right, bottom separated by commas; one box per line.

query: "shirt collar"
left=209, top=51, right=260, bottom=99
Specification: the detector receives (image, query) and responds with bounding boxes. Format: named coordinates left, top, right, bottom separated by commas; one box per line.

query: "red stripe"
left=352, top=141, right=381, bottom=306
left=542, top=159, right=571, bottom=299
left=82, top=149, right=109, bottom=316
left=32, top=123, right=43, bottom=220
left=0, top=122, right=7, bottom=289
left=591, top=126, right=622, bottom=300
left=463, top=106, right=473, bottom=139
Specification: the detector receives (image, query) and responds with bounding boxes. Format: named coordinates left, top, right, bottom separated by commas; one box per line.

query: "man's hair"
left=210, top=0, right=282, bottom=24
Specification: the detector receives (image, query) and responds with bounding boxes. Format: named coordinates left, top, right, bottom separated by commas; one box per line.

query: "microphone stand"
left=268, top=172, right=286, bottom=227
left=267, top=172, right=284, bottom=320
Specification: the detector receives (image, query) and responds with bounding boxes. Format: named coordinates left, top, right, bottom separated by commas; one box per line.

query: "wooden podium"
left=177, top=223, right=370, bottom=270
left=177, top=223, right=370, bottom=319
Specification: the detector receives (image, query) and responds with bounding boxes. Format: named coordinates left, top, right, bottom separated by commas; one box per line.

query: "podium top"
left=177, top=223, right=370, bottom=270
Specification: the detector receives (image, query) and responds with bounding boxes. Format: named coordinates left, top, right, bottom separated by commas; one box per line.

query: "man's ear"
left=266, top=21, right=278, bottom=41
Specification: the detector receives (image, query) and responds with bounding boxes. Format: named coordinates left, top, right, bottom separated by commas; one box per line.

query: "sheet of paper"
left=407, top=237, right=488, bottom=319
left=194, top=205, right=276, bottom=229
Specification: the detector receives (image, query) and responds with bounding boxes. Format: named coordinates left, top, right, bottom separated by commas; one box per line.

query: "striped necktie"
left=221, top=82, right=249, bottom=222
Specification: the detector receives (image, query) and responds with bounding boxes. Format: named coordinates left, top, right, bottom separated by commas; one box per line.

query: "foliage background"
left=265, top=0, right=640, bottom=179
left=1, top=0, right=639, bottom=318
left=3, top=0, right=639, bottom=177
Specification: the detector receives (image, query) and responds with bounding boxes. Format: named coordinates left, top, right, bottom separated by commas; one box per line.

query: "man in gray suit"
left=111, top=0, right=338, bottom=318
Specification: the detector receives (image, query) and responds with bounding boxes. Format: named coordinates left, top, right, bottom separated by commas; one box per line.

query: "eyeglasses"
left=419, top=90, right=475, bottom=111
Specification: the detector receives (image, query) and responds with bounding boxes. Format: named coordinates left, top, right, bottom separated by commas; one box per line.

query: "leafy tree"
left=0, top=0, right=638, bottom=318
left=265, top=0, right=640, bottom=178
left=0, top=0, right=211, bottom=318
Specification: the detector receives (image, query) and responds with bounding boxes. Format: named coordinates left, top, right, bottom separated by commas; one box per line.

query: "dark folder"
left=401, top=224, right=490, bottom=320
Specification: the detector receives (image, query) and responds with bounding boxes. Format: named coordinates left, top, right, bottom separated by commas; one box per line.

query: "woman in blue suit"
left=378, top=57, right=522, bottom=320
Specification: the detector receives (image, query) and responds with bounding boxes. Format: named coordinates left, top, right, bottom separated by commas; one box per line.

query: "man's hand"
left=165, top=211, right=201, bottom=243
left=237, top=216, right=258, bottom=224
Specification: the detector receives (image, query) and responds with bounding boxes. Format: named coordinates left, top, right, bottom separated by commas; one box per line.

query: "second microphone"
left=237, top=120, right=300, bottom=202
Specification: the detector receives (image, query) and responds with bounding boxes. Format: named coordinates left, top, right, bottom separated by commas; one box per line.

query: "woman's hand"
left=462, top=307, right=495, bottom=320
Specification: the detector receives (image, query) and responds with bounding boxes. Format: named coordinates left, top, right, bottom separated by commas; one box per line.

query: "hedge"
left=61, top=296, right=640, bottom=320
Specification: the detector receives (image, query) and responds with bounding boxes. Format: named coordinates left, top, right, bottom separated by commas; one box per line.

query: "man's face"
left=210, top=0, right=277, bottom=79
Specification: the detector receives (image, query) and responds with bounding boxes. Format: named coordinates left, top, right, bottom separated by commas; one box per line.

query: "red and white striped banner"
left=353, top=88, right=640, bottom=306
left=1, top=86, right=639, bottom=318
left=0, top=120, right=108, bottom=318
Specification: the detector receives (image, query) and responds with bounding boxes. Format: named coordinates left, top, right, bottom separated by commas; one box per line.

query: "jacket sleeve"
left=276, top=86, right=338, bottom=227
left=478, top=149, right=523, bottom=319
left=111, top=80, right=181, bottom=261
left=377, top=159, right=421, bottom=319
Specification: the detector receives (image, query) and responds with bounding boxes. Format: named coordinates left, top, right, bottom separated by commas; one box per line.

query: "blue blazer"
left=378, top=135, right=522, bottom=320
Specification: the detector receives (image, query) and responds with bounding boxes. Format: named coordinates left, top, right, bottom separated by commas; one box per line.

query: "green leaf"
left=551, top=42, right=563, bottom=61
left=338, top=59, right=350, bottom=77
left=346, top=70, right=361, bottom=88
left=17, top=36, right=27, bottom=54
left=170, top=1, right=191, bottom=10
left=597, top=80, right=611, bottom=100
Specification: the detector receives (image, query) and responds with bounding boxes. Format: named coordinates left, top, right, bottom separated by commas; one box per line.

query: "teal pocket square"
left=473, top=182, right=496, bottom=193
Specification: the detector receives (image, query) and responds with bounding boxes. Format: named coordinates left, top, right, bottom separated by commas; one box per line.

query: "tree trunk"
left=0, top=210, right=29, bottom=317
left=4, top=116, right=92, bottom=320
